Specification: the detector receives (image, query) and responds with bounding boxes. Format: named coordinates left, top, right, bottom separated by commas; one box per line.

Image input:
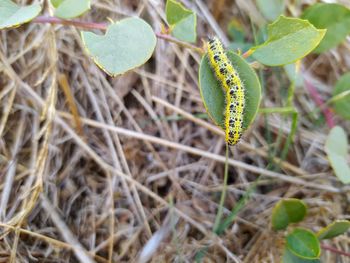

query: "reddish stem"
left=242, top=49, right=253, bottom=59
left=33, top=16, right=108, bottom=30
left=304, top=78, right=335, bottom=128
left=32, top=16, right=204, bottom=54
left=321, top=244, right=350, bottom=257
left=155, top=32, right=204, bottom=54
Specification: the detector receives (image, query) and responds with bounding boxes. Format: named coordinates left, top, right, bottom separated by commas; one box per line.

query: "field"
left=0, top=0, right=349, bottom=262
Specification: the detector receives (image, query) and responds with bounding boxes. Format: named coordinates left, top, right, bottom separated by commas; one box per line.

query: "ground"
left=0, top=0, right=349, bottom=262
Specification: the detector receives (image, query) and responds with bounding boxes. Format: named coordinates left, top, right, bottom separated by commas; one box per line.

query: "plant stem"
left=32, top=16, right=204, bottom=54
left=155, top=32, right=204, bottom=54
left=259, top=107, right=295, bottom=114
left=321, top=244, right=350, bottom=257
left=242, top=49, right=253, bottom=59
left=33, top=16, right=108, bottom=30
left=304, top=78, right=335, bottom=128
left=213, top=143, right=229, bottom=234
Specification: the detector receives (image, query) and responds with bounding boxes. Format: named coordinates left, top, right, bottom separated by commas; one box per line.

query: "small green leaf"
left=165, top=0, right=196, bottom=43
left=251, top=16, right=326, bottom=66
left=271, top=198, right=307, bottom=231
left=317, top=220, right=350, bottom=240
left=332, top=72, right=350, bottom=120
left=199, top=52, right=261, bottom=132
left=54, top=0, right=90, bottom=19
left=256, top=0, right=285, bottom=22
left=302, top=3, right=350, bottom=53
left=286, top=228, right=321, bottom=259
left=325, top=126, right=350, bottom=184
left=166, top=0, right=192, bottom=25
left=0, top=0, right=42, bottom=29
left=81, top=17, right=156, bottom=77
left=171, top=13, right=196, bottom=43
left=283, top=248, right=321, bottom=263
left=51, top=0, right=63, bottom=8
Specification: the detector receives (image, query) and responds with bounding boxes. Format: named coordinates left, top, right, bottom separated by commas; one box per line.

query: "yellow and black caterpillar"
left=207, top=37, right=245, bottom=145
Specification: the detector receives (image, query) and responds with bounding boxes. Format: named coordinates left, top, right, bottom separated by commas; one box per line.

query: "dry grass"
left=0, top=0, right=349, bottom=262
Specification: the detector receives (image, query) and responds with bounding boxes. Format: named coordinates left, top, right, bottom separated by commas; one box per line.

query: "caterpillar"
left=207, top=37, right=245, bottom=145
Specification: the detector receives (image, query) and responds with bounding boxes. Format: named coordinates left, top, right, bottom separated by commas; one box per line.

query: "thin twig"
left=33, top=16, right=108, bottom=30
left=0, top=222, right=109, bottom=263
left=213, top=144, right=229, bottom=233
left=32, top=16, right=204, bottom=54
left=155, top=32, right=204, bottom=54
left=304, top=78, right=335, bottom=128
left=321, top=244, right=350, bottom=257
left=242, top=49, right=253, bottom=59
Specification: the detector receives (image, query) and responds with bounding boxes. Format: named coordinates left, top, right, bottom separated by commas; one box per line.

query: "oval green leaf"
left=81, top=17, right=157, bottom=77
left=251, top=16, right=326, bottom=66
left=165, top=0, right=196, bottom=43
left=286, top=228, right=321, bottom=259
left=199, top=51, right=261, bottom=132
left=332, top=72, right=350, bottom=120
left=317, top=220, right=350, bottom=240
left=302, top=3, right=350, bottom=53
left=54, top=0, right=90, bottom=19
left=0, top=0, right=42, bottom=29
left=325, top=126, right=350, bottom=184
left=283, top=248, right=321, bottom=263
left=271, top=198, right=307, bottom=231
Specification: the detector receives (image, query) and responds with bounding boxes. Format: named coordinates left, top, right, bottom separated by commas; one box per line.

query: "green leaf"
left=81, top=17, right=157, bottom=77
left=199, top=51, right=261, bottom=132
left=283, top=248, right=321, bottom=263
left=171, top=13, right=196, bottom=43
left=256, top=0, right=285, bottom=22
left=317, top=220, right=350, bottom=240
left=0, top=0, right=42, bottom=29
left=251, top=16, right=326, bottom=66
left=51, top=0, right=63, bottom=8
left=325, top=126, right=350, bottom=184
left=165, top=0, right=196, bottom=43
left=286, top=228, right=321, bottom=259
left=54, top=0, right=90, bottom=19
left=271, top=198, right=307, bottom=231
left=166, top=0, right=192, bottom=25
left=302, top=3, right=350, bottom=53
left=332, top=72, right=350, bottom=120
